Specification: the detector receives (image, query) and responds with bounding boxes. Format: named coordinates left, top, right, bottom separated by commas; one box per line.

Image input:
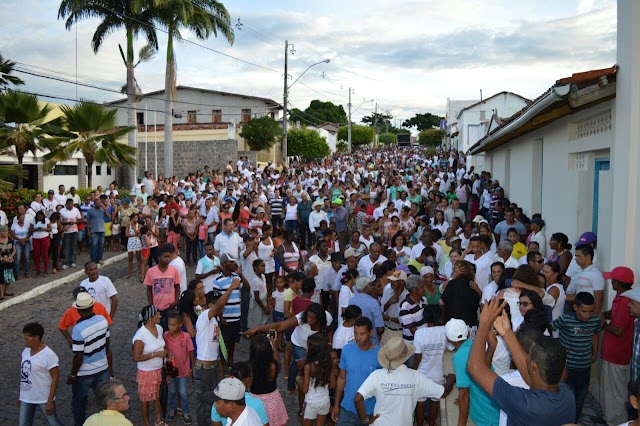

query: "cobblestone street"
left=0, top=257, right=301, bottom=425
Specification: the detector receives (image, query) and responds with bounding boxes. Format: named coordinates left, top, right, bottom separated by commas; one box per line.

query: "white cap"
left=213, top=378, right=245, bottom=401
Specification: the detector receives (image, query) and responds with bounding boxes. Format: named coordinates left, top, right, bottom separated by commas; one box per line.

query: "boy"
left=552, top=291, right=601, bottom=422
left=163, top=314, right=195, bottom=425
left=144, top=244, right=181, bottom=331
left=507, top=228, right=527, bottom=260
left=333, top=305, right=362, bottom=351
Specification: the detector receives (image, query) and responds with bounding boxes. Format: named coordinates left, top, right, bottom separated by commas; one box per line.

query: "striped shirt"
left=268, top=197, right=284, bottom=217
left=399, top=295, right=427, bottom=342
left=552, top=313, right=601, bottom=369
left=212, top=272, right=241, bottom=322
left=632, top=319, right=640, bottom=389
left=72, top=314, right=110, bottom=376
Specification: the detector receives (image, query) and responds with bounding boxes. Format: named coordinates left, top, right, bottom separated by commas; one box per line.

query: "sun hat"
left=377, top=336, right=416, bottom=370
left=73, top=292, right=95, bottom=309
left=312, top=200, right=323, bottom=208
left=445, top=318, right=469, bottom=342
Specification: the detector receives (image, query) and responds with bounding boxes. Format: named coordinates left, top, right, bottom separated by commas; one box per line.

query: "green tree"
left=418, top=128, right=446, bottom=147
left=402, top=113, right=443, bottom=131
left=336, top=140, right=348, bottom=153
left=153, top=0, right=234, bottom=178
left=289, top=100, right=347, bottom=125
left=361, top=112, right=392, bottom=133
left=58, top=0, right=158, bottom=188
left=0, top=91, right=66, bottom=189
left=41, top=101, right=136, bottom=188
left=287, top=127, right=330, bottom=160
left=240, top=116, right=280, bottom=151
left=0, top=52, right=24, bottom=92
left=337, top=125, right=375, bottom=148
left=378, top=132, right=397, bottom=145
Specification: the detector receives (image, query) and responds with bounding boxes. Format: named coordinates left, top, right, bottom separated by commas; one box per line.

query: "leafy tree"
left=0, top=52, right=24, bottom=92
left=361, top=112, right=393, bottom=134
left=337, top=125, right=375, bottom=148
left=41, top=100, right=136, bottom=188
left=378, top=132, right=397, bottom=145
left=418, top=128, right=446, bottom=147
left=289, top=100, right=347, bottom=125
left=402, top=113, right=444, bottom=131
left=287, top=127, right=330, bottom=160
left=240, top=116, right=280, bottom=151
left=153, top=0, right=234, bottom=178
left=0, top=91, right=66, bottom=189
left=58, top=0, right=158, bottom=188
left=336, top=140, right=348, bottom=153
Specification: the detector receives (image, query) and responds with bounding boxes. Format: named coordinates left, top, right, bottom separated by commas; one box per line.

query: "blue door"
left=592, top=158, right=610, bottom=233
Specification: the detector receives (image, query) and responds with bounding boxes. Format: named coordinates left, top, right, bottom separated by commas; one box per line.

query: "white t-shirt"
left=498, top=370, right=529, bottom=426
left=170, top=256, right=188, bottom=295
left=481, top=281, right=498, bottom=304
left=195, top=255, right=221, bottom=293
left=251, top=274, right=267, bottom=301
left=502, top=289, right=523, bottom=332
left=225, top=405, right=262, bottom=426
left=357, top=254, right=388, bottom=277
left=81, top=276, right=117, bottom=314
left=291, top=310, right=333, bottom=350
left=132, top=325, right=165, bottom=371
left=566, top=264, right=605, bottom=297
left=332, top=323, right=355, bottom=349
left=413, top=326, right=447, bottom=383
left=491, top=336, right=511, bottom=376
left=11, top=221, right=31, bottom=239
left=337, top=285, right=355, bottom=326
left=31, top=219, right=50, bottom=239
left=60, top=207, right=82, bottom=233
left=195, top=310, right=220, bottom=361
left=272, top=289, right=286, bottom=312
left=357, top=364, right=444, bottom=426
left=20, top=346, right=59, bottom=404
left=309, top=254, right=332, bottom=303
left=465, top=252, right=493, bottom=290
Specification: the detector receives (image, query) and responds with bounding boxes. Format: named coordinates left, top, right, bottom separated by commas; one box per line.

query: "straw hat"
left=377, top=336, right=415, bottom=370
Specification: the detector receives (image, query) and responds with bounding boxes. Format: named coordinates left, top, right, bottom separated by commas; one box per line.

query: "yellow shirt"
left=84, top=410, right=134, bottom=426
left=512, top=241, right=528, bottom=260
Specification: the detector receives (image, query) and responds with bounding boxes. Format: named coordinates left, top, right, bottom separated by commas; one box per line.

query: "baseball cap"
left=220, top=253, right=237, bottom=263
left=332, top=198, right=343, bottom=205
left=344, top=248, right=359, bottom=259
left=445, top=319, right=469, bottom=342
left=420, top=266, right=434, bottom=276
left=603, top=266, right=635, bottom=284
left=576, top=232, right=597, bottom=245
left=388, top=270, right=408, bottom=282
left=622, top=287, right=640, bottom=304
left=355, top=276, right=375, bottom=291
left=472, top=215, right=486, bottom=224
left=213, top=377, right=245, bottom=401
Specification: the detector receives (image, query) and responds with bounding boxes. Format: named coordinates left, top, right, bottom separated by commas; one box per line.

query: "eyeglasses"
left=517, top=301, right=531, bottom=307
left=115, top=392, right=129, bottom=400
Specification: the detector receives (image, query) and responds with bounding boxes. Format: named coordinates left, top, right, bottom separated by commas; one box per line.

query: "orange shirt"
left=58, top=302, right=113, bottom=331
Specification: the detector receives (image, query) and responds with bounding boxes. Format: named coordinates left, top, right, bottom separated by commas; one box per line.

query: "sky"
left=1, top=0, right=617, bottom=125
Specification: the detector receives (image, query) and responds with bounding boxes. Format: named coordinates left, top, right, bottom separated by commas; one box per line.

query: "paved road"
left=0, top=259, right=301, bottom=425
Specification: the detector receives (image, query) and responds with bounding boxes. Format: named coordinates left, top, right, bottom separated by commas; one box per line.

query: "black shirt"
left=441, top=278, right=480, bottom=327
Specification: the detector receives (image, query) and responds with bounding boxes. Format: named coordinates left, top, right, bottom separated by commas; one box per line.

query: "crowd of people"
left=13, top=146, right=640, bottom=426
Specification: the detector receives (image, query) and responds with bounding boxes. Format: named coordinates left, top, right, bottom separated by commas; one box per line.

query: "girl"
left=144, top=216, right=160, bottom=267
left=30, top=210, right=51, bottom=277
left=249, top=334, right=289, bottom=426
left=197, top=215, right=207, bottom=262
left=183, top=210, right=198, bottom=265
left=0, top=225, right=16, bottom=299
left=168, top=207, right=181, bottom=255
left=391, top=232, right=409, bottom=265
left=126, top=213, right=142, bottom=280
left=110, top=205, right=121, bottom=252
left=248, top=259, right=271, bottom=328
left=49, top=212, right=62, bottom=274
left=156, top=206, right=168, bottom=246
left=299, top=333, right=334, bottom=426
left=140, top=225, right=150, bottom=282
left=258, top=224, right=276, bottom=294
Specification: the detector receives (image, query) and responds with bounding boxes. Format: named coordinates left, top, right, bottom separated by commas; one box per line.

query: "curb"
left=0, top=253, right=128, bottom=312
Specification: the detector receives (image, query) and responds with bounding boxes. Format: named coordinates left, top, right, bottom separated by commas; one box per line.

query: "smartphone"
left=268, top=329, right=276, bottom=340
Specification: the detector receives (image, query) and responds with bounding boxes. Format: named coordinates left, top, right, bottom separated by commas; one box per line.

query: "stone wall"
left=237, top=150, right=258, bottom=166
left=138, top=139, right=238, bottom=178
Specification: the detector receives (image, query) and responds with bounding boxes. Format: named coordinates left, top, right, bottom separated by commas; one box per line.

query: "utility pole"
left=386, top=110, right=390, bottom=134
left=373, top=102, right=378, bottom=146
left=282, top=40, right=289, bottom=165
left=347, top=87, right=352, bottom=153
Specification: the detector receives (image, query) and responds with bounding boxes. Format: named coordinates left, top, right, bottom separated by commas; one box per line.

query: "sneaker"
left=61, top=265, right=68, bottom=270
left=166, top=409, right=176, bottom=422
left=71, top=263, right=77, bottom=268
left=183, top=413, right=193, bottom=425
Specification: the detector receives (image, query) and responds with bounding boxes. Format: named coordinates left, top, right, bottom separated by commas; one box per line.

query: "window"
left=136, top=112, right=145, bottom=125
left=96, top=165, right=102, bottom=176
left=53, top=165, right=78, bottom=175
left=187, top=111, right=197, bottom=124
left=107, top=166, right=112, bottom=175
left=241, top=109, right=251, bottom=122
left=212, top=110, right=222, bottom=123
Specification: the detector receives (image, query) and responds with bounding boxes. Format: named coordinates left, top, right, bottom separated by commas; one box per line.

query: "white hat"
left=420, top=266, right=434, bottom=276
left=73, top=292, right=95, bottom=309
left=213, top=377, right=245, bottom=401
left=445, top=319, right=469, bottom=342
left=344, top=248, right=360, bottom=259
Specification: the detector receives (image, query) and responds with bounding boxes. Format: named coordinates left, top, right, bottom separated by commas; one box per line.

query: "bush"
left=0, top=189, right=40, bottom=221
left=287, top=127, right=331, bottom=160
left=337, top=125, right=376, bottom=147
left=379, top=132, right=397, bottom=145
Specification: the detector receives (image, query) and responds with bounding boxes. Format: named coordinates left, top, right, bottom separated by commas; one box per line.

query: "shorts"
left=104, top=222, right=112, bottom=237
left=303, top=399, right=330, bottom=419
left=220, top=320, right=241, bottom=345
left=272, top=310, right=285, bottom=323
left=292, top=343, right=307, bottom=362
left=141, top=248, right=150, bottom=258
left=77, top=228, right=86, bottom=241
left=137, top=368, right=162, bottom=401
left=127, top=237, right=141, bottom=252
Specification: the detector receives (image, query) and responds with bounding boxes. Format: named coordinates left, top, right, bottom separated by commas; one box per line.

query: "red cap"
left=603, top=266, right=635, bottom=284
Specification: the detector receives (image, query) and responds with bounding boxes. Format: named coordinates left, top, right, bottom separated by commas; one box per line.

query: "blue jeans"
left=19, top=401, right=62, bottom=426
left=567, top=367, right=591, bottom=422
left=337, top=407, right=370, bottom=426
left=90, top=232, right=105, bottom=263
left=198, top=239, right=205, bottom=261
left=62, top=232, right=78, bottom=266
left=168, top=376, right=190, bottom=413
left=285, top=220, right=298, bottom=233
left=71, top=368, right=109, bottom=426
left=15, top=239, right=31, bottom=274
left=194, top=363, right=221, bottom=426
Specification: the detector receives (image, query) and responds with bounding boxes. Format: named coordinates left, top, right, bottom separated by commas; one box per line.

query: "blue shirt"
left=85, top=207, right=107, bottom=233
left=452, top=339, right=499, bottom=426
left=348, top=293, right=384, bottom=345
left=211, top=392, right=268, bottom=425
left=212, top=272, right=241, bottom=322
left=72, top=314, right=109, bottom=376
left=339, top=342, right=380, bottom=415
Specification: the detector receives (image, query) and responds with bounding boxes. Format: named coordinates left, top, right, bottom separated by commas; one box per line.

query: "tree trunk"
left=163, top=33, right=175, bottom=179
left=126, top=29, right=137, bottom=191
left=86, top=160, right=93, bottom=189
left=17, top=154, right=23, bottom=190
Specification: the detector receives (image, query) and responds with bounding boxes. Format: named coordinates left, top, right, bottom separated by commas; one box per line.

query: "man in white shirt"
left=81, top=261, right=118, bottom=319
left=566, top=243, right=605, bottom=314
left=195, top=243, right=221, bottom=293
left=308, top=200, right=328, bottom=238
left=357, top=243, right=387, bottom=278
left=60, top=199, right=82, bottom=269
left=43, top=190, right=58, bottom=218
left=493, top=240, right=520, bottom=269
left=211, top=378, right=262, bottom=426
left=54, top=185, right=68, bottom=206
left=411, top=231, right=443, bottom=263
left=169, top=249, right=188, bottom=295
left=464, top=235, right=494, bottom=290
left=214, top=218, right=242, bottom=259
left=308, top=239, right=332, bottom=304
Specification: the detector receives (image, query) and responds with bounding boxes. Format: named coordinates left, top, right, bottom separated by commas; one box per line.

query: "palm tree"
left=0, top=91, right=63, bottom=189
left=153, top=0, right=234, bottom=177
left=58, top=0, right=158, bottom=188
left=42, top=101, right=136, bottom=188
left=0, top=51, right=25, bottom=92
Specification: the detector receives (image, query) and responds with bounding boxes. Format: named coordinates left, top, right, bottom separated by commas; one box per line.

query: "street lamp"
left=282, top=41, right=330, bottom=164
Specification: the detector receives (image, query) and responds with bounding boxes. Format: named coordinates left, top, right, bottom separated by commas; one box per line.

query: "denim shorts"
left=292, top=343, right=307, bottom=361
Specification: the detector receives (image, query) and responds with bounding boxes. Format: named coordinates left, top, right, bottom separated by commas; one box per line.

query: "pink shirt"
left=144, top=265, right=181, bottom=310
left=163, top=330, right=194, bottom=377
left=198, top=223, right=208, bottom=240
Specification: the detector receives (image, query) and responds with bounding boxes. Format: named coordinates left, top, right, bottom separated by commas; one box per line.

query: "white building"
left=445, top=98, right=478, bottom=149
left=300, top=121, right=338, bottom=152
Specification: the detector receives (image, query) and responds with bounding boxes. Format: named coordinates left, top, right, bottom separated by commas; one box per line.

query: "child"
left=140, top=225, right=150, bottom=282
left=126, top=213, right=142, bottom=280
left=298, top=333, right=334, bottom=426
left=163, top=314, right=195, bottom=425
left=111, top=209, right=120, bottom=252
left=144, top=216, right=160, bottom=267
left=332, top=305, right=361, bottom=351
left=248, top=259, right=271, bottom=328
left=412, top=305, right=446, bottom=426
left=271, top=275, right=287, bottom=352
left=551, top=291, right=601, bottom=422
left=197, top=215, right=207, bottom=261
